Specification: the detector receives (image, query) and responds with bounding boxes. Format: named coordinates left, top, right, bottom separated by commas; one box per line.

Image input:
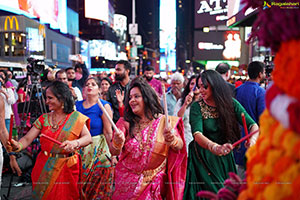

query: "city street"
left=1, top=173, right=32, bottom=200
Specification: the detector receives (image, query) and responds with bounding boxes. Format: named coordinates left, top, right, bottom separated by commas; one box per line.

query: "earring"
left=62, top=104, right=64, bottom=109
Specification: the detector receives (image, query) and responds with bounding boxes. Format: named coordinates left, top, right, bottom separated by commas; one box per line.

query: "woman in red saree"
left=111, top=77, right=187, bottom=200
left=7, top=81, right=92, bottom=200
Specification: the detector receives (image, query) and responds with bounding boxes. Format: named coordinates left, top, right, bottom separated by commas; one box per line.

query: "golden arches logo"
left=38, top=24, right=46, bottom=38
left=4, top=16, right=19, bottom=31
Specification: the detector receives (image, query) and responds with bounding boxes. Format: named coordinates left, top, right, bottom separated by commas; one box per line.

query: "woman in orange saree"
left=7, top=81, right=92, bottom=200
left=111, top=77, right=187, bottom=200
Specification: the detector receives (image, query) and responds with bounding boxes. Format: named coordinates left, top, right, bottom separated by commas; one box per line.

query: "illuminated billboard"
left=194, top=30, right=241, bottom=60
left=159, top=0, right=176, bottom=71
left=0, top=0, right=67, bottom=33
left=89, top=40, right=117, bottom=61
left=195, top=0, right=228, bottom=28
left=26, top=27, right=44, bottom=53
left=85, top=0, right=109, bottom=23
left=227, top=0, right=256, bottom=27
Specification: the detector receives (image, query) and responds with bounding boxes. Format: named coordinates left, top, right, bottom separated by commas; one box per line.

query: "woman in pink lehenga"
left=110, top=77, right=187, bottom=200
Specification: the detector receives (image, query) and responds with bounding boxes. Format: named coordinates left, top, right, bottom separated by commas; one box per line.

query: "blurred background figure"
left=161, top=72, right=184, bottom=116
left=100, top=77, right=112, bottom=101
left=107, top=60, right=131, bottom=123
left=174, top=75, right=201, bottom=153
left=215, top=63, right=235, bottom=94
left=144, top=66, right=163, bottom=98
left=0, top=74, right=16, bottom=131
left=234, top=61, right=266, bottom=179
left=67, top=54, right=89, bottom=92
left=56, top=69, right=82, bottom=101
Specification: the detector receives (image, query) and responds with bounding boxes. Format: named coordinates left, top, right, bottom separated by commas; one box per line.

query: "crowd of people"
left=0, top=58, right=268, bottom=199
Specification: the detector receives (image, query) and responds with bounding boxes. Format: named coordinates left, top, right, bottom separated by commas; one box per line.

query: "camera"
left=26, top=57, right=45, bottom=75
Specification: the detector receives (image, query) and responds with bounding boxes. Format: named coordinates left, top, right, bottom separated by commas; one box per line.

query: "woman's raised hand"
left=184, top=91, right=194, bottom=106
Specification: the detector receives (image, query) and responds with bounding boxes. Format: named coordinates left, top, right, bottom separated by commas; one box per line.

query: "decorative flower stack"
left=238, top=0, right=300, bottom=199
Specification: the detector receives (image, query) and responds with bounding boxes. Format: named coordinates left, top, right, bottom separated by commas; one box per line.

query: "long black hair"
left=197, top=70, right=240, bottom=142
left=46, top=81, right=74, bottom=114
left=124, top=77, right=164, bottom=138
left=180, top=75, right=197, bottom=106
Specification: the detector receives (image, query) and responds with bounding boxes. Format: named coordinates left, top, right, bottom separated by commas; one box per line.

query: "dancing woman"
left=7, top=81, right=92, bottom=200
left=111, top=77, right=187, bottom=200
left=76, top=77, right=115, bottom=199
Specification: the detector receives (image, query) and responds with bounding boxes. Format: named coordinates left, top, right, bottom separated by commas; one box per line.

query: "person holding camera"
left=6, top=81, right=92, bottom=200
left=66, top=54, right=89, bottom=92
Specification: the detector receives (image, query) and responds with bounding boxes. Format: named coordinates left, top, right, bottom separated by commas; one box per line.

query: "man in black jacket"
left=107, top=60, right=131, bottom=123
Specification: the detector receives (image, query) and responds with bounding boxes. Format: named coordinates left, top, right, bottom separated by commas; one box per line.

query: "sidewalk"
left=1, top=173, right=32, bottom=200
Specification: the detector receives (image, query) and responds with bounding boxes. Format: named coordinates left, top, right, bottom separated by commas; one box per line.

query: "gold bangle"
left=193, top=131, right=203, bottom=137
left=15, top=142, right=23, bottom=152
left=112, top=140, right=123, bottom=150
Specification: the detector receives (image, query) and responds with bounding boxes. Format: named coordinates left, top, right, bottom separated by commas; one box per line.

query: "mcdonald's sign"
left=38, top=24, right=46, bottom=38
left=4, top=16, right=19, bottom=31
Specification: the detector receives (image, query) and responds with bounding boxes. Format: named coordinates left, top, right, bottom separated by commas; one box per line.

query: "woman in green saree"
left=183, top=70, right=259, bottom=200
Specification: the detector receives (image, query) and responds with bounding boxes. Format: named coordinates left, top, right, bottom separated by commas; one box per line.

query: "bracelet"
left=112, top=139, right=123, bottom=150
left=75, top=140, right=80, bottom=149
left=193, top=131, right=203, bottom=137
left=8, top=152, right=16, bottom=156
left=15, top=142, right=23, bottom=152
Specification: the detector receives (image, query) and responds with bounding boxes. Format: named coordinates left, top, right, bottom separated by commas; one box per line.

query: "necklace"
left=50, top=112, right=67, bottom=131
left=134, top=118, right=155, bottom=152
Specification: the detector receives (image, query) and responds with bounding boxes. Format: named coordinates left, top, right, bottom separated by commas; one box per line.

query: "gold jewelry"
left=50, top=112, right=67, bottom=131
left=134, top=118, right=154, bottom=152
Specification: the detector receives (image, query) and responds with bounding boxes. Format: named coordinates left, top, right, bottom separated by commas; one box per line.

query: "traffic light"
left=125, top=45, right=131, bottom=59
left=143, top=50, right=148, bottom=59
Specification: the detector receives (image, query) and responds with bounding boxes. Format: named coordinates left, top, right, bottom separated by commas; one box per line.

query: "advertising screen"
left=26, top=27, right=44, bottom=53
left=194, top=30, right=241, bottom=60
left=195, top=0, right=228, bottom=28
left=227, top=0, right=256, bottom=27
left=85, top=0, right=109, bottom=23
left=159, top=0, right=176, bottom=71
left=0, top=0, right=67, bottom=33
left=89, top=40, right=117, bottom=61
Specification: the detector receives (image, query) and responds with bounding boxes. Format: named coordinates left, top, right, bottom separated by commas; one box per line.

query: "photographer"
left=66, top=54, right=89, bottom=92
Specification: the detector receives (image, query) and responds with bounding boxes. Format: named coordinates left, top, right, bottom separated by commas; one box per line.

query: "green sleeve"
left=233, top=98, right=256, bottom=129
left=33, top=114, right=43, bottom=130
left=189, top=101, right=203, bottom=135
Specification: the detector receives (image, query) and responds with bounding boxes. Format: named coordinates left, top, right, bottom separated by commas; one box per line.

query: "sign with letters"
left=195, top=0, right=228, bottom=28
left=4, top=16, right=19, bottom=31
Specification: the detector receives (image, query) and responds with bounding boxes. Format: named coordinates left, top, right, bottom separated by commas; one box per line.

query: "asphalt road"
left=1, top=172, right=32, bottom=200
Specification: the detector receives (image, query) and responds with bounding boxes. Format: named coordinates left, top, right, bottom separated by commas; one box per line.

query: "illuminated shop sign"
left=4, top=16, right=19, bottom=31
left=195, top=0, right=228, bottom=28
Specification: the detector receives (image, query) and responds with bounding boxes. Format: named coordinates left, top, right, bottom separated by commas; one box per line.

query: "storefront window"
left=12, top=32, right=25, bottom=56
